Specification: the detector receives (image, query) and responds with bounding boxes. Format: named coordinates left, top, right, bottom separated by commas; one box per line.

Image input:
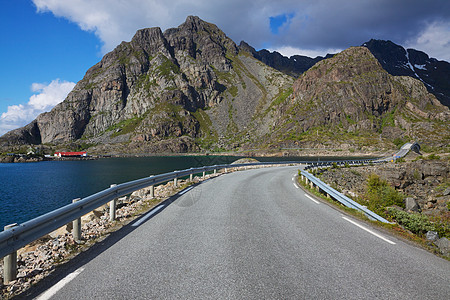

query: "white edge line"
left=342, top=216, right=396, bottom=245
left=35, top=267, right=85, bottom=300
left=179, top=186, right=194, bottom=195
left=304, top=193, right=320, bottom=204
left=132, top=205, right=164, bottom=227
left=292, top=182, right=299, bottom=189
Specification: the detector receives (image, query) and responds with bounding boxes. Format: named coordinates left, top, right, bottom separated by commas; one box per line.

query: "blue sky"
left=1, top=0, right=449, bottom=136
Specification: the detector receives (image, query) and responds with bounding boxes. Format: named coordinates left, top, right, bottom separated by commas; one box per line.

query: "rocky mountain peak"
left=363, top=39, right=450, bottom=107
left=0, top=19, right=448, bottom=154
left=270, top=46, right=450, bottom=149
left=298, top=46, right=383, bottom=83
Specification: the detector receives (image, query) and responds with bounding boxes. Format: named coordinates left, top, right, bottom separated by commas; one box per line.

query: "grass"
left=107, top=115, right=144, bottom=137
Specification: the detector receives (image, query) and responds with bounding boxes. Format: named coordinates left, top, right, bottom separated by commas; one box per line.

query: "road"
left=28, top=166, right=449, bottom=299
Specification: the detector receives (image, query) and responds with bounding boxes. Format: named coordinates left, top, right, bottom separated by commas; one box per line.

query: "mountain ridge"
left=0, top=16, right=448, bottom=155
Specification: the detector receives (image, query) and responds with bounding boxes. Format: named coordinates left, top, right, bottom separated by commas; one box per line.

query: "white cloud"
left=405, top=21, right=450, bottom=62
left=0, top=79, right=75, bottom=136
left=269, top=46, right=342, bottom=58
left=31, top=0, right=450, bottom=58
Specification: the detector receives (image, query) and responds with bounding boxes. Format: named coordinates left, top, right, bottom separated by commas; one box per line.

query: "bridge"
left=1, top=142, right=449, bottom=298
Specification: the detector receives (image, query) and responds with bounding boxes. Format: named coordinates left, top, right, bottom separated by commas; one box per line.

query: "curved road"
left=30, top=166, right=449, bottom=299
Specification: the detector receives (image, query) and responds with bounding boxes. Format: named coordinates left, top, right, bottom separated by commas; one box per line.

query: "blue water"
left=0, top=155, right=351, bottom=229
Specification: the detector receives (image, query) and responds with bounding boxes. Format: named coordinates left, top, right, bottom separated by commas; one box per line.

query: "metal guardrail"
left=0, top=142, right=415, bottom=282
left=0, top=161, right=311, bottom=260
left=300, top=169, right=391, bottom=223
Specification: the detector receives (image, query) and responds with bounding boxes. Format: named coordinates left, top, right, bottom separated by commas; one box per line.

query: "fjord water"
left=0, top=155, right=347, bottom=229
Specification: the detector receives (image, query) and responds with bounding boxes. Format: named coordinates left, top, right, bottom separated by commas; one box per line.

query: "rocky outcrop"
left=319, top=158, right=449, bottom=216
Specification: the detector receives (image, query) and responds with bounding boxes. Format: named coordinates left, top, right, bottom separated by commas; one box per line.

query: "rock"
left=435, top=237, right=450, bottom=256
left=405, top=197, right=419, bottom=212
left=49, top=224, right=72, bottom=238
left=425, top=231, right=439, bottom=242
left=81, top=208, right=104, bottom=224
left=443, top=187, right=450, bottom=196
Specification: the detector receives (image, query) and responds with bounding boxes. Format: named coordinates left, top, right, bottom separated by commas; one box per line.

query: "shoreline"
left=0, top=147, right=393, bottom=163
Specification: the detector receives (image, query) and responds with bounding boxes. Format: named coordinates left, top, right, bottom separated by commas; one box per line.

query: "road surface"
left=27, top=166, right=449, bottom=299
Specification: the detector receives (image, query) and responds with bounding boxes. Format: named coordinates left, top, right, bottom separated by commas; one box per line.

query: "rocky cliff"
left=0, top=18, right=448, bottom=154
left=259, top=46, right=449, bottom=150
left=363, top=39, right=450, bottom=108
left=0, top=16, right=293, bottom=154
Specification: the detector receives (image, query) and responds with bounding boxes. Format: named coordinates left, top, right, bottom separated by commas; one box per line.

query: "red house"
left=54, top=152, right=87, bottom=157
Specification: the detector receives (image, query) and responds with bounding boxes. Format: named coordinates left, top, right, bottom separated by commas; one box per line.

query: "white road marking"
left=178, top=186, right=194, bottom=195
left=304, top=193, right=320, bottom=204
left=293, top=182, right=299, bottom=189
left=342, top=216, right=396, bottom=245
left=35, top=267, right=85, bottom=300
left=132, top=205, right=164, bottom=227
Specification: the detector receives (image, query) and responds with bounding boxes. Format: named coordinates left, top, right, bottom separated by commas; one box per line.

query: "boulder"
left=435, top=237, right=450, bottom=256
left=405, top=197, right=419, bottom=212
left=443, top=187, right=450, bottom=196
left=425, top=231, right=439, bottom=242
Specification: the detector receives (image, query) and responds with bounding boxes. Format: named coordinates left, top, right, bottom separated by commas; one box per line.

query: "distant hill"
left=0, top=17, right=448, bottom=155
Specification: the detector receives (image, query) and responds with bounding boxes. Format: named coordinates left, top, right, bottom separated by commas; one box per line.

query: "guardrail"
left=0, top=161, right=303, bottom=261
left=1, top=143, right=415, bottom=283
left=300, top=169, right=391, bottom=223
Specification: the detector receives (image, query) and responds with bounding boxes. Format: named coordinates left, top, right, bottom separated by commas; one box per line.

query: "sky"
left=1, top=0, right=449, bottom=136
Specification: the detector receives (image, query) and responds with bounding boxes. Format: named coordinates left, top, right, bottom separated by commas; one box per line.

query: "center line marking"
left=342, top=216, right=396, bottom=245
left=304, top=193, right=320, bottom=204
left=132, top=205, right=164, bottom=227
left=36, top=267, right=85, bottom=300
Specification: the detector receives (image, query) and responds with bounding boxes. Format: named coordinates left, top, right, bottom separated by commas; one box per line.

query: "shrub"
left=427, top=154, right=441, bottom=160
left=365, top=174, right=405, bottom=215
left=387, top=207, right=434, bottom=235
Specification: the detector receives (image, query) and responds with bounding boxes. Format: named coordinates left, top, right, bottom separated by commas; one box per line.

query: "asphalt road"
left=28, top=166, right=449, bottom=299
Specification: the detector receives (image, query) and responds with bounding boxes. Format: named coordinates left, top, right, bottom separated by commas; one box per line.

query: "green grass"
left=107, top=116, right=144, bottom=137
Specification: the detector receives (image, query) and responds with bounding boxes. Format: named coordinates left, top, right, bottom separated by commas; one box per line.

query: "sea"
left=0, top=155, right=352, bottom=229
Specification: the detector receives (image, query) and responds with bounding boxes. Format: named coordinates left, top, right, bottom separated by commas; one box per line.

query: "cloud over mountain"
left=0, top=79, right=75, bottom=136
left=33, top=0, right=450, bottom=61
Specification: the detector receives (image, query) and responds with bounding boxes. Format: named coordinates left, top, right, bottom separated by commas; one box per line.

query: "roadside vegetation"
left=298, top=163, right=449, bottom=259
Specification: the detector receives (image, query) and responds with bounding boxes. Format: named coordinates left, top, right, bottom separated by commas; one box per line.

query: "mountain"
left=0, top=16, right=293, bottom=154
left=362, top=39, right=450, bottom=108
left=238, top=41, right=333, bottom=78
left=260, top=46, right=449, bottom=150
left=0, top=17, right=448, bottom=155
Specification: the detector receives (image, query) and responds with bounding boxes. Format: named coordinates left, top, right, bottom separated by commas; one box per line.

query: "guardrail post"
left=190, top=173, right=193, bottom=181
left=225, top=167, right=228, bottom=173
left=110, top=184, right=117, bottom=221
left=214, top=168, right=217, bottom=175
left=3, top=223, right=18, bottom=284
left=202, top=171, right=206, bottom=179
left=148, top=175, right=155, bottom=198
left=72, top=198, right=82, bottom=242
left=310, top=182, right=314, bottom=189
left=174, top=177, right=178, bottom=187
